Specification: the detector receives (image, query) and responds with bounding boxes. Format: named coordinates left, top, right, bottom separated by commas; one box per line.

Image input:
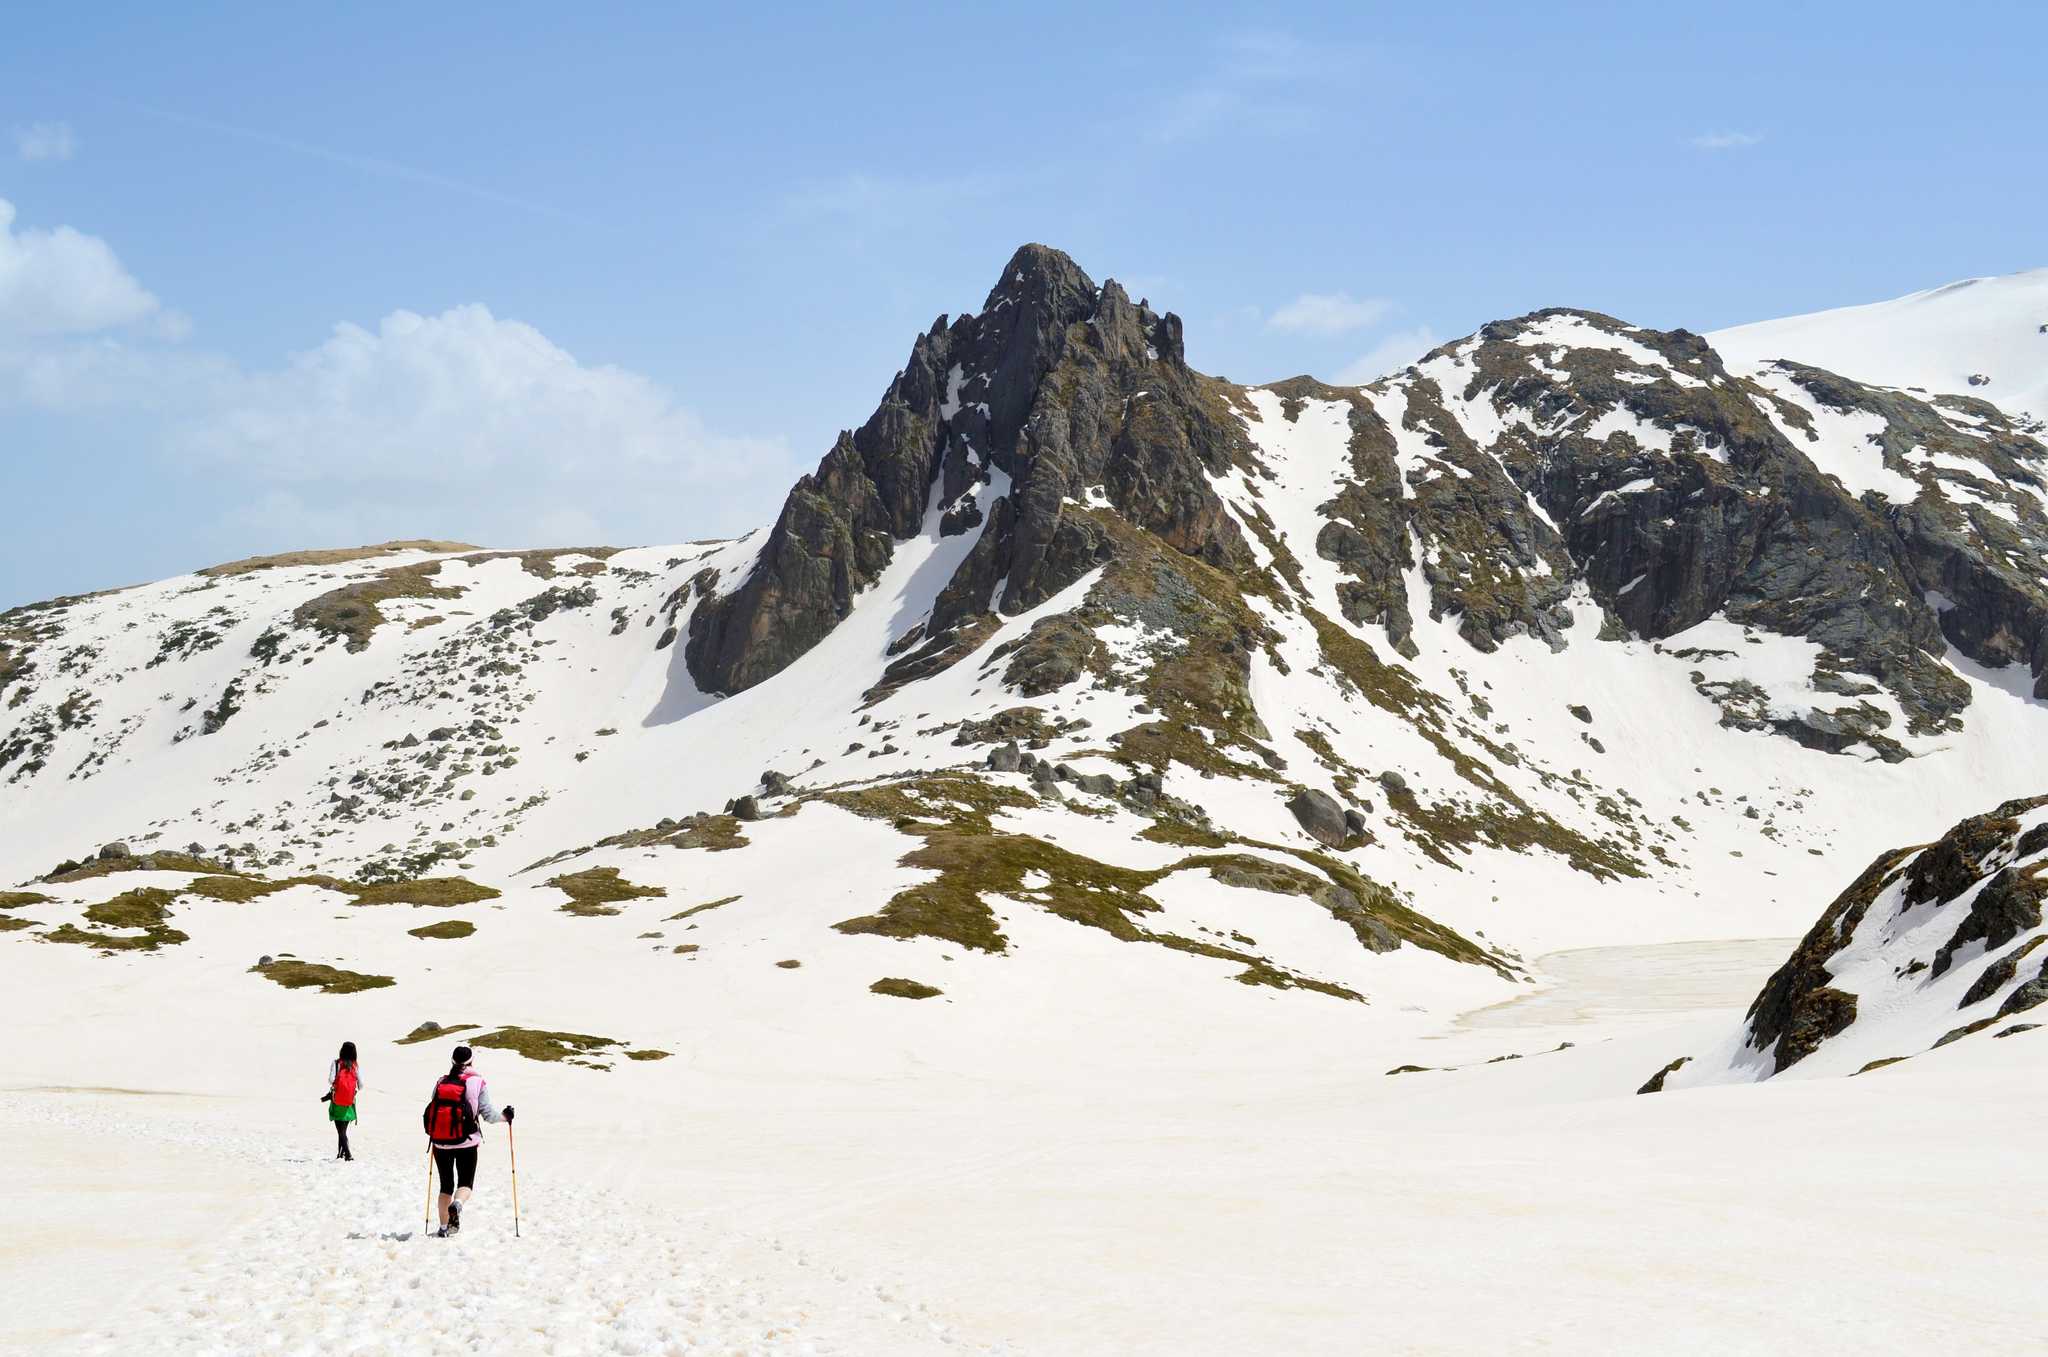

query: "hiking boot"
left=435, top=1226, right=450, bottom=1239
left=447, top=1200, right=462, bottom=1233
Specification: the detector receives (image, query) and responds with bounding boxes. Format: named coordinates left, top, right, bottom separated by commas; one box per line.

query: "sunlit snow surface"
left=7, top=275, right=2048, bottom=1350
left=1712, top=266, right=2048, bottom=426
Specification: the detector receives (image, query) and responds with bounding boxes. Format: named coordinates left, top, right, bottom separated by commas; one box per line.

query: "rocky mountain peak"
left=685, top=243, right=1239, bottom=697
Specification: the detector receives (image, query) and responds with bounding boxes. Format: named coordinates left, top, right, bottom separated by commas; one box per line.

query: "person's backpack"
left=422, top=1073, right=477, bottom=1145
left=332, top=1062, right=359, bottom=1108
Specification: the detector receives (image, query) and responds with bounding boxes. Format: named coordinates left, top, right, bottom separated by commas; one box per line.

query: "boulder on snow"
left=1377, top=770, right=1409, bottom=796
left=98, top=842, right=132, bottom=861
left=728, top=795, right=763, bottom=822
left=1287, top=789, right=1350, bottom=848
left=1344, top=808, right=1369, bottom=837
left=1076, top=773, right=1118, bottom=796
left=986, top=741, right=1023, bottom=773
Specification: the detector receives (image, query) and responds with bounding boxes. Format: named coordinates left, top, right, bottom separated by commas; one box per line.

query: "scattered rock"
left=1286, top=788, right=1350, bottom=848
left=1637, top=1056, right=1690, bottom=1094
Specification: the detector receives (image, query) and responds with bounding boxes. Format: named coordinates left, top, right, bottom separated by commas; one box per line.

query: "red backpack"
left=423, top=1073, right=477, bottom=1145
left=332, top=1062, right=359, bottom=1108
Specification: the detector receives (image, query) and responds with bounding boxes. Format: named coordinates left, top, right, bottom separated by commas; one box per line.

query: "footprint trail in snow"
left=29, top=1101, right=1002, bottom=1355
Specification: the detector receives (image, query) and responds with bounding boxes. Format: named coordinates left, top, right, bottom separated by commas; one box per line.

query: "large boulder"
left=1287, top=789, right=1351, bottom=848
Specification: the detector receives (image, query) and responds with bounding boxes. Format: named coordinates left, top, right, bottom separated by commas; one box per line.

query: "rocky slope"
left=1647, top=794, right=2048, bottom=1088
left=5, top=246, right=2048, bottom=1025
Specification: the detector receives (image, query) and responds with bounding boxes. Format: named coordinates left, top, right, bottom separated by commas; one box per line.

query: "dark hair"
left=447, top=1043, right=473, bottom=1080
left=337, top=1040, right=357, bottom=1066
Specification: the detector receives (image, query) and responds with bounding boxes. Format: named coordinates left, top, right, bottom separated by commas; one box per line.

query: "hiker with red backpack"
left=322, top=1041, right=362, bottom=1161
left=421, top=1044, right=514, bottom=1237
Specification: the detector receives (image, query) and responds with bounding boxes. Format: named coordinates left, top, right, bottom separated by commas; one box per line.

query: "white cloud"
left=1335, top=327, right=1439, bottom=385
left=1691, top=131, right=1763, bottom=152
left=0, top=205, right=797, bottom=561
left=13, top=121, right=75, bottom=162
left=0, top=199, right=164, bottom=338
left=1267, top=291, right=1392, bottom=336
left=177, top=304, right=781, bottom=486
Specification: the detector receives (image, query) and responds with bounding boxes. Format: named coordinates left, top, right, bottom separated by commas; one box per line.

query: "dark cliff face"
left=1297, top=308, right=2048, bottom=757
left=686, top=244, right=1251, bottom=696
left=689, top=247, right=2048, bottom=762
left=1732, top=795, right=2048, bottom=1076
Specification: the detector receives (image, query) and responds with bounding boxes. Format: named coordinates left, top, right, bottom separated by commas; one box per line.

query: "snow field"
left=2, top=1093, right=998, bottom=1356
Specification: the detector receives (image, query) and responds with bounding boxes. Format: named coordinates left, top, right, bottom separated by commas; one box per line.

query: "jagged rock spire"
left=685, top=244, right=1247, bottom=696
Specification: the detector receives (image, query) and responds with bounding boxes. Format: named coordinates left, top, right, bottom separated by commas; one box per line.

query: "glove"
left=502, top=1105, right=515, bottom=1123
left=320, top=1092, right=332, bottom=1102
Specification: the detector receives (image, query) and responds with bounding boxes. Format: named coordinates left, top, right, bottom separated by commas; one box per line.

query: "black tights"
left=334, top=1120, right=352, bottom=1156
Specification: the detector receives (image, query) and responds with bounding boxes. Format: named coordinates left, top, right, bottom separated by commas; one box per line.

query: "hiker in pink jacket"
left=421, top=1044, right=514, bottom=1237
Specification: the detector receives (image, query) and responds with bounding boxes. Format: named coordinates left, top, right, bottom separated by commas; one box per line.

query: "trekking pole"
left=508, top=1121, right=521, bottom=1238
left=423, top=1141, right=435, bottom=1237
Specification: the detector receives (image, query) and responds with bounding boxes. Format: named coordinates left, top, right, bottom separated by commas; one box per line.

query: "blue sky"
left=4, top=1, right=2044, bottom=607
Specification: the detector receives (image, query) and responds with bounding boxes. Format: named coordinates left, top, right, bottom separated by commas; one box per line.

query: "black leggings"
left=334, top=1120, right=351, bottom=1154
left=434, top=1145, right=479, bottom=1195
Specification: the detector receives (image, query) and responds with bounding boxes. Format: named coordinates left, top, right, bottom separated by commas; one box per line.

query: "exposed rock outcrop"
left=1654, top=795, right=2048, bottom=1085
left=688, top=245, right=1252, bottom=696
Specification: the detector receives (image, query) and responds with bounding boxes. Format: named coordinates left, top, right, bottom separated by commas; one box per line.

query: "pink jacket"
left=449, top=1068, right=502, bottom=1149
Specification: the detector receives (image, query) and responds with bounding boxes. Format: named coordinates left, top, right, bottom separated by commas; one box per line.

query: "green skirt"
left=328, top=1103, right=358, bottom=1123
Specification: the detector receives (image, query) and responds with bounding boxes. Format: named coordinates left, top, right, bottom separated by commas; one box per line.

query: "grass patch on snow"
left=818, top=774, right=1478, bottom=996
left=184, top=875, right=305, bottom=902
left=870, top=977, right=943, bottom=1000
left=468, top=1027, right=621, bottom=1068
left=545, top=866, right=666, bottom=916
left=348, top=877, right=500, bottom=907
left=291, top=560, right=465, bottom=652
left=46, top=851, right=238, bottom=884
left=250, top=959, right=395, bottom=994
left=408, top=920, right=476, bottom=940
left=397, top=1022, right=480, bottom=1045
left=667, top=894, right=740, bottom=921
left=0, top=891, right=52, bottom=909
left=200, top=540, right=478, bottom=578
left=41, top=887, right=190, bottom=952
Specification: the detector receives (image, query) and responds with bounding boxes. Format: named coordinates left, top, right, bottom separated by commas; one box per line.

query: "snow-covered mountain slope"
left=1649, top=794, right=2048, bottom=1089
left=1712, top=267, right=2048, bottom=429
left=6, top=244, right=2048, bottom=1034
